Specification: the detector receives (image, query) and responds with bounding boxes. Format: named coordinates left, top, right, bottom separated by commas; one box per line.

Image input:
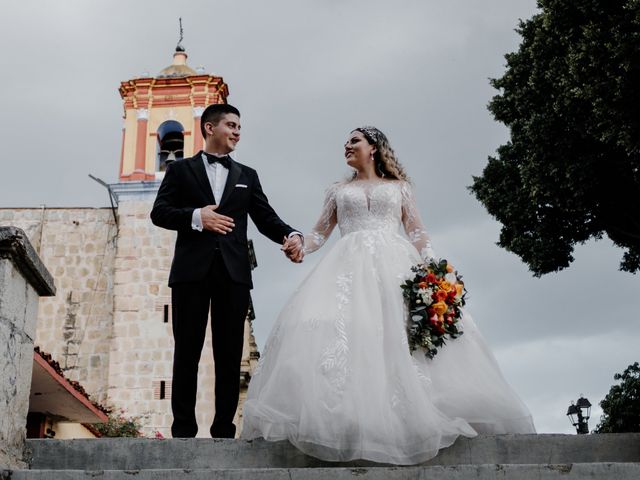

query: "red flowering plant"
left=401, top=258, right=466, bottom=359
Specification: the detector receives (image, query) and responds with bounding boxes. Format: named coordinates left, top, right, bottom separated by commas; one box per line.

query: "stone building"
left=0, top=45, right=260, bottom=438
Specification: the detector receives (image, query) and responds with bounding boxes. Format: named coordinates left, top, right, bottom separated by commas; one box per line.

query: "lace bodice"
left=304, top=180, right=434, bottom=259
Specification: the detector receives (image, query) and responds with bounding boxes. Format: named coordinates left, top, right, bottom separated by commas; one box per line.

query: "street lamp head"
left=567, top=396, right=591, bottom=434
left=566, top=402, right=579, bottom=426
left=576, top=396, right=592, bottom=420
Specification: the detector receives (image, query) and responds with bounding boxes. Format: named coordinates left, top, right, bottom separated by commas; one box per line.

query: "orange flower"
left=455, top=283, right=464, bottom=297
left=438, top=280, right=453, bottom=292
left=432, top=301, right=448, bottom=317
left=446, top=263, right=454, bottom=273
left=418, top=281, right=428, bottom=289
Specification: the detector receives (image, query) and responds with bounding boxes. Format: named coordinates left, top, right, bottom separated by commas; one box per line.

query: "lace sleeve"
left=304, top=183, right=338, bottom=254
left=401, top=181, right=435, bottom=261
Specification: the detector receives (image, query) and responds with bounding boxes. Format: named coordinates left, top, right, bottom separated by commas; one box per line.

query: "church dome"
left=157, top=50, right=198, bottom=78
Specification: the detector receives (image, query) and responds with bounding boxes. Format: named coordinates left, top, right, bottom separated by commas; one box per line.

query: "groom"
left=150, top=103, right=303, bottom=438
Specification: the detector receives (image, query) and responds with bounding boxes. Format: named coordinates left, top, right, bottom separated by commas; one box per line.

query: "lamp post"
left=566, top=395, right=592, bottom=434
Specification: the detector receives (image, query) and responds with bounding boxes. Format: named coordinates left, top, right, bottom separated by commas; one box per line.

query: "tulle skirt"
left=242, top=229, right=535, bottom=464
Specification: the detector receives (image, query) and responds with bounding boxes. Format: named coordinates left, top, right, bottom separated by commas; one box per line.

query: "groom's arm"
left=247, top=169, right=298, bottom=245
left=150, top=163, right=195, bottom=231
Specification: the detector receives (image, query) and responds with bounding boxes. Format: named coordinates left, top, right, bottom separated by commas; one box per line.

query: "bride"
left=241, top=127, right=535, bottom=464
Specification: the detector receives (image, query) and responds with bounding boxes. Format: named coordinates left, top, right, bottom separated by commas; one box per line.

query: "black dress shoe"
left=210, top=423, right=236, bottom=438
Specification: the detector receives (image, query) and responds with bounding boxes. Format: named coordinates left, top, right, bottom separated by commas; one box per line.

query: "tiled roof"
left=33, top=346, right=110, bottom=416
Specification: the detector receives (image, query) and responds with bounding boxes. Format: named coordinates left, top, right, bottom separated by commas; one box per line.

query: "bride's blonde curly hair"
left=352, top=126, right=410, bottom=182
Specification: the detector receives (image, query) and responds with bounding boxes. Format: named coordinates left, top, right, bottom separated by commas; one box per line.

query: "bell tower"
left=117, top=45, right=229, bottom=181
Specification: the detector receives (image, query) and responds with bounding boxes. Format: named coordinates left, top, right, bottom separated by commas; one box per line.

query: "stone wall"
left=109, top=198, right=258, bottom=437
left=108, top=199, right=176, bottom=436
left=0, top=208, right=117, bottom=405
left=0, top=227, right=55, bottom=468
left=1, top=203, right=259, bottom=438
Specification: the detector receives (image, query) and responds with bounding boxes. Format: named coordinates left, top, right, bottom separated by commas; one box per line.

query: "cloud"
left=496, top=331, right=639, bottom=433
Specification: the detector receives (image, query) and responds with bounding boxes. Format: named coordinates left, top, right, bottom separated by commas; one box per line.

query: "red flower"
left=426, top=273, right=437, bottom=284
left=446, top=290, right=457, bottom=305
left=433, top=290, right=448, bottom=302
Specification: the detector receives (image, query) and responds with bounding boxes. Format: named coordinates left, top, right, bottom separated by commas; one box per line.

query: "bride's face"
left=344, top=131, right=376, bottom=170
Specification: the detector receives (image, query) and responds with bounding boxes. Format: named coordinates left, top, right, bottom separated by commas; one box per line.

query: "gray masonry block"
left=4, top=463, right=640, bottom=480
left=0, top=227, right=55, bottom=470
left=0, top=227, right=56, bottom=299
left=25, top=434, right=640, bottom=470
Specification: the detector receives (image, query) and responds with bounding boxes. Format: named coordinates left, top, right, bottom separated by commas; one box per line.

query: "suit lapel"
left=185, top=153, right=216, bottom=204
left=219, top=159, right=241, bottom=207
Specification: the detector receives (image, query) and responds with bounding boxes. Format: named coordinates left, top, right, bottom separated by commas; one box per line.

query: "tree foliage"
left=595, top=362, right=640, bottom=433
left=470, top=0, right=640, bottom=276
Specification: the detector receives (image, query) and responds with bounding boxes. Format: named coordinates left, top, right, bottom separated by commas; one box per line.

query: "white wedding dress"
left=242, top=180, right=535, bottom=464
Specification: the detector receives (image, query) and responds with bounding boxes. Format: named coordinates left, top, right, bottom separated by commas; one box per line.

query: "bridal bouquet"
left=401, top=259, right=466, bottom=359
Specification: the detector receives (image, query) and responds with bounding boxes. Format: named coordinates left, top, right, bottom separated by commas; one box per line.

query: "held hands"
left=281, top=235, right=304, bottom=263
left=201, top=205, right=235, bottom=234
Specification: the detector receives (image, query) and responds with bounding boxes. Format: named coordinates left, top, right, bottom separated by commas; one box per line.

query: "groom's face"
left=205, top=113, right=241, bottom=154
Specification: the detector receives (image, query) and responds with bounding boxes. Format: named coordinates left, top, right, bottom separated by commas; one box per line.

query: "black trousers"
left=170, top=250, right=250, bottom=438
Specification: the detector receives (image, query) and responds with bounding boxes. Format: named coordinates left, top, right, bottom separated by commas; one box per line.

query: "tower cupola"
left=117, top=44, right=229, bottom=181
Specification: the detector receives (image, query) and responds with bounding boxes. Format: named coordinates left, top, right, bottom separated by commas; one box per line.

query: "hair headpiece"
left=356, top=126, right=381, bottom=144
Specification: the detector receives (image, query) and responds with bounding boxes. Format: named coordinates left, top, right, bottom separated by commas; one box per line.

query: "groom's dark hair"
left=200, top=103, right=241, bottom=138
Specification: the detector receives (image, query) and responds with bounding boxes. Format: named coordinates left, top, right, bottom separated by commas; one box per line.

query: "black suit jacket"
left=150, top=152, right=296, bottom=288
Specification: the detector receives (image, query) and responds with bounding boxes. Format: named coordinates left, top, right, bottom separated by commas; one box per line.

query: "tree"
left=470, top=0, right=640, bottom=276
left=595, top=362, right=640, bottom=433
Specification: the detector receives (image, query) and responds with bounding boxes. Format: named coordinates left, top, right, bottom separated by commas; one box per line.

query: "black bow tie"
left=203, top=152, right=231, bottom=169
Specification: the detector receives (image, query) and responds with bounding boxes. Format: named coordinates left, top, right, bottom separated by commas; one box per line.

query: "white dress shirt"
left=191, top=152, right=229, bottom=231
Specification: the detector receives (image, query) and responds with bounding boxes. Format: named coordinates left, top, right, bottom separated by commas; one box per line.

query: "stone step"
left=4, top=463, right=640, bottom=480
left=24, top=434, right=640, bottom=470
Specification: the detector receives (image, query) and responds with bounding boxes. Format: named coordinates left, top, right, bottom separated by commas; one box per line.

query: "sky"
left=1, top=0, right=638, bottom=434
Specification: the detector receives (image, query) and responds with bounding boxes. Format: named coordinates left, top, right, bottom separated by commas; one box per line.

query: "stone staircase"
left=3, top=433, right=639, bottom=479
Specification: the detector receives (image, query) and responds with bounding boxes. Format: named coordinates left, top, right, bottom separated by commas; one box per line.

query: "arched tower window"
left=156, top=120, right=185, bottom=171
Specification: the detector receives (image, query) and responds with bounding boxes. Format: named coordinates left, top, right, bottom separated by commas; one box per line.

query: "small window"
left=153, top=380, right=172, bottom=400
